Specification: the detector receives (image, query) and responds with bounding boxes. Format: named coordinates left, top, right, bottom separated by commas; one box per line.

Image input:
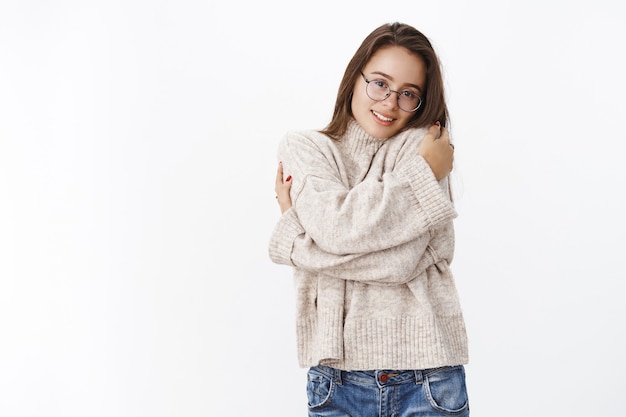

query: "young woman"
left=270, top=22, right=469, bottom=417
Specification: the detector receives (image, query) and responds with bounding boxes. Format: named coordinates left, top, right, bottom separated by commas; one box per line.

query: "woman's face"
left=352, top=46, right=426, bottom=139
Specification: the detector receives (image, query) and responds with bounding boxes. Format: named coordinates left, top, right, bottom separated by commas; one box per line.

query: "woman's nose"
left=381, top=92, right=400, bottom=109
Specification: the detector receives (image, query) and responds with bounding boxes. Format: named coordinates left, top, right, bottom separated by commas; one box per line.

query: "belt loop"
left=414, top=370, right=423, bottom=384
left=335, top=367, right=343, bottom=385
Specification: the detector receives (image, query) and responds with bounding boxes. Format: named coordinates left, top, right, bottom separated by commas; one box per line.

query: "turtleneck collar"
left=337, top=118, right=389, bottom=156
left=344, top=118, right=388, bottom=142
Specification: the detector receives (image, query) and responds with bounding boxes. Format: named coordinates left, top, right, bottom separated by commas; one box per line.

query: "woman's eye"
left=373, top=80, right=388, bottom=89
left=401, top=90, right=417, bottom=99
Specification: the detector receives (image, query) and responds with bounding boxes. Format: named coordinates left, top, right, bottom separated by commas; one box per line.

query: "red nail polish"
left=286, top=176, right=292, bottom=182
left=435, top=121, right=441, bottom=126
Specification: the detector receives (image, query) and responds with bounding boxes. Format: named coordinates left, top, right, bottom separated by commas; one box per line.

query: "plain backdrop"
left=1, top=1, right=625, bottom=416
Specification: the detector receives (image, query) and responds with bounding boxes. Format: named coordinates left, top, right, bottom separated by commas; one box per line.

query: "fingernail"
left=435, top=121, right=441, bottom=126
left=286, top=175, right=292, bottom=182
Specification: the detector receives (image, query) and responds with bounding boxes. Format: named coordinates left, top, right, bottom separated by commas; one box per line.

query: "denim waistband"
left=312, top=364, right=456, bottom=387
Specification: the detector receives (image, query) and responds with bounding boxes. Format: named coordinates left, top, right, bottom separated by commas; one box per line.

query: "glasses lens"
left=366, top=80, right=390, bottom=101
left=398, top=93, right=422, bottom=112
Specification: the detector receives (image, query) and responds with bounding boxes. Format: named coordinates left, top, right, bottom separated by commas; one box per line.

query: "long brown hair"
left=321, top=22, right=448, bottom=139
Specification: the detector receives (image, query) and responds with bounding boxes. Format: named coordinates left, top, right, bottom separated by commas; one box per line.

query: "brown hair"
left=321, top=22, right=448, bottom=139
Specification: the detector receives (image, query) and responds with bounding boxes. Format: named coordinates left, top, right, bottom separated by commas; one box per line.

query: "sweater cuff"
left=398, top=156, right=457, bottom=227
left=268, top=208, right=305, bottom=266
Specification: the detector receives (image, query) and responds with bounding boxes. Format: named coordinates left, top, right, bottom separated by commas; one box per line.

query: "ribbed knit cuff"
left=398, top=156, right=457, bottom=227
left=268, top=208, right=305, bottom=266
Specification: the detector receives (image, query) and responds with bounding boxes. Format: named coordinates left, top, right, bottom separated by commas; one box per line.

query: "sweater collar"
left=344, top=118, right=388, bottom=142
left=339, top=119, right=388, bottom=155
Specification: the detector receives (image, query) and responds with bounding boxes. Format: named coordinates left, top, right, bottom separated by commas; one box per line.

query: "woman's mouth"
left=372, top=110, right=394, bottom=124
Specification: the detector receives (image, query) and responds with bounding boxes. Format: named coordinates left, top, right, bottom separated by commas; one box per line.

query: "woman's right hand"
left=418, top=122, right=455, bottom=180
left=275, top=162, right=292, bottom=214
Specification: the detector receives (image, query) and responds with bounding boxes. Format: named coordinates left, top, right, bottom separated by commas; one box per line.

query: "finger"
left=280, top=175, right=292, bottom=196
left=276, top=162, right=284, bottom=186
left=427, top=122, right=441, bottom=140
left=438, top=126, right=449, bottom=141
left=275, top=163, right=284, bottom=197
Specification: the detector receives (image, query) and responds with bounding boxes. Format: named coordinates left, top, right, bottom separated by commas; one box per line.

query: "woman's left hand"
left=275, top=162, right=292, bottom=214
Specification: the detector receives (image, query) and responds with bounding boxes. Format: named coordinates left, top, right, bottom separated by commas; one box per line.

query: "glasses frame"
left=360, top=72, right=423, bottom=113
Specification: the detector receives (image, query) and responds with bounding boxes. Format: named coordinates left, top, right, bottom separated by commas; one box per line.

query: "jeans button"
left=379, top=374, right=388, bottom=383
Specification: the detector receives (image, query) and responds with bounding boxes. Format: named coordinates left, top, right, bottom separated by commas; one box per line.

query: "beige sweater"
left=269, top=120, right=468, bottom=371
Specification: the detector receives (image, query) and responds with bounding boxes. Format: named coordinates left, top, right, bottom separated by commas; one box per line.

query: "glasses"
left=360, top=72, right=423, bottom=112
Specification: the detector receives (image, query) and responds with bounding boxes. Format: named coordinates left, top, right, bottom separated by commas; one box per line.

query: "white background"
left=1, top=1, right=625, bottom=416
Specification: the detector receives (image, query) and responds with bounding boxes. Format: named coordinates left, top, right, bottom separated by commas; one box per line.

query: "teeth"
left=373, top=111, right=393, bottom=122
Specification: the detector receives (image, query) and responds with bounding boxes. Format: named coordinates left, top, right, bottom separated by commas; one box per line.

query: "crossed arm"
left=269, top=124, right=455, bottom=285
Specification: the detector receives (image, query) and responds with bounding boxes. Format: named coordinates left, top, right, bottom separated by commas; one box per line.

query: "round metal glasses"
left=360, top=72, right=423, bottom=112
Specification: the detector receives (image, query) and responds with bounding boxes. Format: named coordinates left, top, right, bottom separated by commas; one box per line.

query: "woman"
left=270, top=22, right=469, bottom=417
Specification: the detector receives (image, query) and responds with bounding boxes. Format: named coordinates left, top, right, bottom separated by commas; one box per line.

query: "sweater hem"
left=297, top=314, right=468, bottom=371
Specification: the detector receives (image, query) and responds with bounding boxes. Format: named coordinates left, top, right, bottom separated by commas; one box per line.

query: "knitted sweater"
left=268, top=119, right=468, bottom=371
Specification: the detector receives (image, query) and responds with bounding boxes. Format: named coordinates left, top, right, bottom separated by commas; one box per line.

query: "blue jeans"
left=306, top=365, right=469, bottom=417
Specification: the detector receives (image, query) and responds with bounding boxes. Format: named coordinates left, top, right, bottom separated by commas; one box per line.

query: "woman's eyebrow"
left=370, top=70, right=423, bottom=93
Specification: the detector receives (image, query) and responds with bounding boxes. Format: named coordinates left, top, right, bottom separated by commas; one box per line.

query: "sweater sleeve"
left=268, top=207, right=445, bottom=285
left=280, top=130, right=457, bottom=255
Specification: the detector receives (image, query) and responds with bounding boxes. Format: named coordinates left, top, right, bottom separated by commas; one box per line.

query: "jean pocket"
left=424, top=366, right=469, bottom=415
left=306, top=367, right=335, bottom=409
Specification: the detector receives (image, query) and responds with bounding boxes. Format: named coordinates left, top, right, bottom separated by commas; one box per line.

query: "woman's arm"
left=279, top=127, right=456, bottom=255
left=268, top=206, right=442, bottom=286
left=270, top=162, right=446, bottom=285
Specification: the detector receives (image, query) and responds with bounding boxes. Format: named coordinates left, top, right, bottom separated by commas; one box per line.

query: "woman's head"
left=322, top=22, right=448, bottom=139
